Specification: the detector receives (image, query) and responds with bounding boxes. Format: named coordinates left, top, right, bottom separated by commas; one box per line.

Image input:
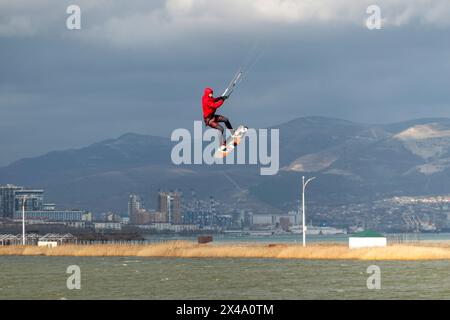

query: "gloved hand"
left=221, top=96, right=228, bottom=100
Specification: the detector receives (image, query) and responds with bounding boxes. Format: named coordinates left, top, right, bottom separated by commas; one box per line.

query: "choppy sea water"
left=1, top=256, right=449, bottom=299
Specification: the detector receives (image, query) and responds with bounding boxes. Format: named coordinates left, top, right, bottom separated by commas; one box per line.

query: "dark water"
left=1, top=256, right=449, bottom=299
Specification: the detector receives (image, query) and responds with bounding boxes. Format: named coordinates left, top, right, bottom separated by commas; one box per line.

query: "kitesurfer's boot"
left=230, top=129, right=240, bottom=146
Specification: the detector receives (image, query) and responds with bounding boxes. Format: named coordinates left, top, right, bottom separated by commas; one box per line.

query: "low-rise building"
left=349, top=230, right=387, bottom=249
left=93, top=222, right=122, bottom=231
left=137, top=223, right=198, bottom=232
left=249, top=213, right=299, bottom=226
left=65, top=221, right=86, bottom=228
left=13, top=210, right=90, bottom=222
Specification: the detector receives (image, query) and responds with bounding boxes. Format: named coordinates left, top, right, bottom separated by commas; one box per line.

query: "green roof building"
left=349, top=230, right=387, bottom=248
left=351, top=230, right=384, bottom=238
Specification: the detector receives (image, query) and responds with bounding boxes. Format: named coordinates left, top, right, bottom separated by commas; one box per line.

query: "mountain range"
left=2, top=116, right=450, bottom=214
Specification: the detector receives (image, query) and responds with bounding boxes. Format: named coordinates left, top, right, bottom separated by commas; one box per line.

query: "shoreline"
left=1, top=241, right=450, bottom=260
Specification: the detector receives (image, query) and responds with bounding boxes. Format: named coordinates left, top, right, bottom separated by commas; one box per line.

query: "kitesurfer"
left=202, top=87, right=234, bottom=150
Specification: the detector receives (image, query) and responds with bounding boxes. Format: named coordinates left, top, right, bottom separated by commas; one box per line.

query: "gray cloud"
left=1, top=1, right=450, bottom=165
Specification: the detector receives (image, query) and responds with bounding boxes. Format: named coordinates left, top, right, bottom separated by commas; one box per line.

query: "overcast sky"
left=2, top=0, right=450, bottom=165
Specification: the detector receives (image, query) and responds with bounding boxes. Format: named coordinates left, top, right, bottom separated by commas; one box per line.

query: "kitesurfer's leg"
left=215, top=115, right=233, bottom=131
left=207, top=117, right=226, bottom=146
left=216, top=114, right=238, bottom=146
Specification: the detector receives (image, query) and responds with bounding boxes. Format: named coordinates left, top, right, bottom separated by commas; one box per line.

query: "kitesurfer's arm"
left=213, top=96, right=228, bottom=102
left=207, top=98, right=224, bottom=109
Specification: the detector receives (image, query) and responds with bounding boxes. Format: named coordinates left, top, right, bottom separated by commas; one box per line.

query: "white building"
left=93, top=222, right=122, bottom=231
left=349, top=230, right=387, bottom=249
left=249, top=213, right=299, bottom=226
left=65, top=221, right=86, bottom=228
left=138, top=223, right=198, bottom=232
left=38, top=241, right=58, bottom=248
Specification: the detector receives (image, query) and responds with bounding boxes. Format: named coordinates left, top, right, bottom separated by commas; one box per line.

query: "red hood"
left=202, top=87, right=223, bottom=119
left=204, top=87, right=213, bottom=96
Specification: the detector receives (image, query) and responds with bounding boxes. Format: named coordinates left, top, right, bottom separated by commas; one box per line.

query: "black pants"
left=205, top=114, right=233, bottom=145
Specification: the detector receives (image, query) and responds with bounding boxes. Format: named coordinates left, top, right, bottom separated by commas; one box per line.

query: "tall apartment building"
left=0, top=184, right=23, bottom=218
left=128, top=194, right=143, bottom=224
left=158, top=192, right=181, bottom=224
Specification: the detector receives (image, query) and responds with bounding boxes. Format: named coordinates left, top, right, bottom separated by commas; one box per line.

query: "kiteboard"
left=214, top=125, right=248, bottom=158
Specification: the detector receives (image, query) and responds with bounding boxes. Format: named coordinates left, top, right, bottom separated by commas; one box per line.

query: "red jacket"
left=202, top=87, right=224, bottom=120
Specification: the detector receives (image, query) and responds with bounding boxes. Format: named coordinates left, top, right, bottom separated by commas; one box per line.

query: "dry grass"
left=1, top=241, right=450, bottom=260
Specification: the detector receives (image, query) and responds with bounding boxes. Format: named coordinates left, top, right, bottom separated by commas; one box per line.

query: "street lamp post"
left=302, top=176, right=316, bottom=247
left=21, top=196, right=30, bottom=245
